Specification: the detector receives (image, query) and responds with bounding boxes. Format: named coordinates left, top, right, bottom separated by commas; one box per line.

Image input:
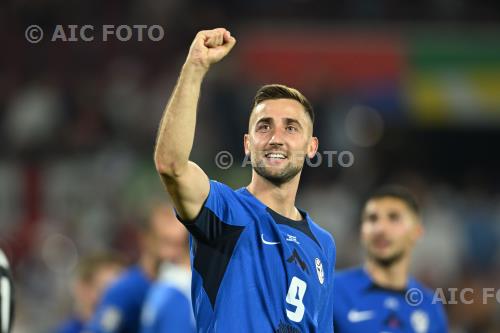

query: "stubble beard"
left=252, top=157, right=303, bottom=186
left=367, top=248, right=405, bottom=268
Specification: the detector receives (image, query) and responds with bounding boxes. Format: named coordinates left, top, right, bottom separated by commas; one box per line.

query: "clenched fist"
left=186, top=28, right=236, bottom=72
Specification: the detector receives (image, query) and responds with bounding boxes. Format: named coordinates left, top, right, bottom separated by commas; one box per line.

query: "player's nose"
left=372, top=218, right=390, bottom=233
left=268, top=128, right=285, bottom=145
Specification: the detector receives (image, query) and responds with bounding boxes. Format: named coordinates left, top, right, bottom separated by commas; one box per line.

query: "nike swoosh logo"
left=261, top=234, right=280, bottom=245
left=348, top=310, right=375, bottom=323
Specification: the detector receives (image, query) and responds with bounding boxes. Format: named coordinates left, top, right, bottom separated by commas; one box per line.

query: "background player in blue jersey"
left=154, top=28, right=336, bottom=332
left=333, top=186, right=448, bottom=333
left=55, top=253, right=124, bottom=333
left=0, top=249, right=14, bottom=333
left=140, top=236, right=195, bottom=333
left=86, top=205, right=188, bottom=333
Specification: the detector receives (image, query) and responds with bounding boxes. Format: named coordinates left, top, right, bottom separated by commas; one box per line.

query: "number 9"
left=285, top=276, right=307, bottom=322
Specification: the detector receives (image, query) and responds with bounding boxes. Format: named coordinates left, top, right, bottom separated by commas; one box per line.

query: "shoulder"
left=408, top=278, right=438, bottom=302
left=408, top=279, right=448, bottom=327
left=333, top=267, right=368, bottom=294
left=88, top=268, right=150, bottom=332
left=208, top=180, right=262, bottom=205
left=115, top=266, right=148, bottom=287
left=158, top=284, right=190, bottom=307
left=203, top=180, right=246, bottom=213
left=199, top=180, right=258, bottom=224
left=308, top=219, right=333, bottom=241
left=335, top=267, right=365, bottom=282
left=332, top=268, right=367, bottom=314
left=143, top=284, right=192, bottom=329
left=409, top=279, right=445, bottom=311
left=307, top=218, right=336, bottom=255
left=103, top=266, right=150, bottom=302
left=209, top=179, right=232, bottom=191
left=145, top=283, right=190, bottom=314
left=208, top=180, right=238, bottom=199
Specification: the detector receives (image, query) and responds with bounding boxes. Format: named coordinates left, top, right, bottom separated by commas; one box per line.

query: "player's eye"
left=388, top=212, right=401, bottom=222
left=286, top=125, right=298, bottom=133
left=257, top=123, right=271, bottom=132
left=366, top=214, right=378, bottom=223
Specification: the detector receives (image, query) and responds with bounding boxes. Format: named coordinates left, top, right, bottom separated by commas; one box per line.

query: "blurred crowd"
left=1, top=0, right=500, bottom=332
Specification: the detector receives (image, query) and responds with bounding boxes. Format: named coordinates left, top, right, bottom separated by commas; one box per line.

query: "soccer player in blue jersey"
left=333, top=186, right=448, bottom=333
left=55, top=253, right=124, bottom=333
left=87, top=205, right=187, bottom=333
left=140, top=210, right=194, bottom=333
left=140, top=239, right=195, bottom=333
left=154, top=28, right=336, bottom=332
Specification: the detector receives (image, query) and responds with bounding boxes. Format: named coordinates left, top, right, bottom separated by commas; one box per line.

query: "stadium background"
left=1, top=0, right=499, bottom=332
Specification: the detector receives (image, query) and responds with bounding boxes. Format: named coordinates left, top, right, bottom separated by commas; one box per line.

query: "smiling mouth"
left=264, top=152, right=287, bottom=160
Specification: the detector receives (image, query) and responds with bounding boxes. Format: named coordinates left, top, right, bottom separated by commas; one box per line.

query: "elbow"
left=154, top=154, right=186, bottom=178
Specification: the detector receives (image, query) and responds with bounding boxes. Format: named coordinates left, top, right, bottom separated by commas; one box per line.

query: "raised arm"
left=154, top=28, right=236, bottom=221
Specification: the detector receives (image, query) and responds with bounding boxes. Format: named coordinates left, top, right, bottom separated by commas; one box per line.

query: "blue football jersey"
left=140, top=264, right=195, bottom=333
left=333, top=267, right=448, bottom=333
left=55, top=316, right=84, bottom=333
left=178, top=180, right=336, bottom=332
left=86, top=266, right=152, bottom=333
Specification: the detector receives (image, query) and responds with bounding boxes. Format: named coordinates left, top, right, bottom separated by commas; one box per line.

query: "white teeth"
left=266, top=153, right=286, bottom=159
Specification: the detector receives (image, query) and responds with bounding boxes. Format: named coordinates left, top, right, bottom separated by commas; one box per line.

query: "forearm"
left=154, top=28, right=235, bottom=178
left=154, top=63, right=207, bottom=177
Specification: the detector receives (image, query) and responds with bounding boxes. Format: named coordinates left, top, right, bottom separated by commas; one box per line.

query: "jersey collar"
left=359, top=266, right=417, bottom=294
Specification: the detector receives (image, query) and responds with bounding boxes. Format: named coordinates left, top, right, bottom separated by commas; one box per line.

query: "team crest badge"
left=411, top=310, right=429, bottom=333
left=100, top=306, right=122, bottom=332
left=315, top=258, right=324, bottom=284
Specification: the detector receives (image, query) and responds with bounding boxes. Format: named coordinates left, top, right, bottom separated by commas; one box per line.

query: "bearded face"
left=361, top=197, right=423, bottom=267
left=245, top=99, right=317, bottom=186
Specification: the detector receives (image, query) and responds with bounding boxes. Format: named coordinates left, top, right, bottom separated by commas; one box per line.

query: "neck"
left=180, top=254, right=191, bottom=270
left=139, top=254, right=160, bottom=280
left=246, top=172, right=302, bottom=220
left=364, top=255, right=410, bottom=290
left=77, top=304, right=92, bottom=322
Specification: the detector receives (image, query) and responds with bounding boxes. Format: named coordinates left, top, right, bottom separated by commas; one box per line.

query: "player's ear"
left=411, top=218, right=424, bottom=243
left=244, top=133, right=250, bottom=156
left=307, top=136, right=319, bottom=159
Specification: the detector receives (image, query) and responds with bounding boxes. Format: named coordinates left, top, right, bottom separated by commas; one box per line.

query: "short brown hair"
left=76, top=252, right=125, bottom=283
left=253, top=84, right=314, bottom=124
left=365, top=185, right=420, bottom=216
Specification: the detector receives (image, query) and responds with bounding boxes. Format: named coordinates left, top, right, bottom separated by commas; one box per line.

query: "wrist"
left=182, top=61, right=209, bottom=78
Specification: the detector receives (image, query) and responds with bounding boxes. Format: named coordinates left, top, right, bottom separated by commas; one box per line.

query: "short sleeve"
left=86, top=287, right=127, bottom=333
left=158, top=289, right=195, bottom=333
left=176, top=180, right=247, bottom=244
